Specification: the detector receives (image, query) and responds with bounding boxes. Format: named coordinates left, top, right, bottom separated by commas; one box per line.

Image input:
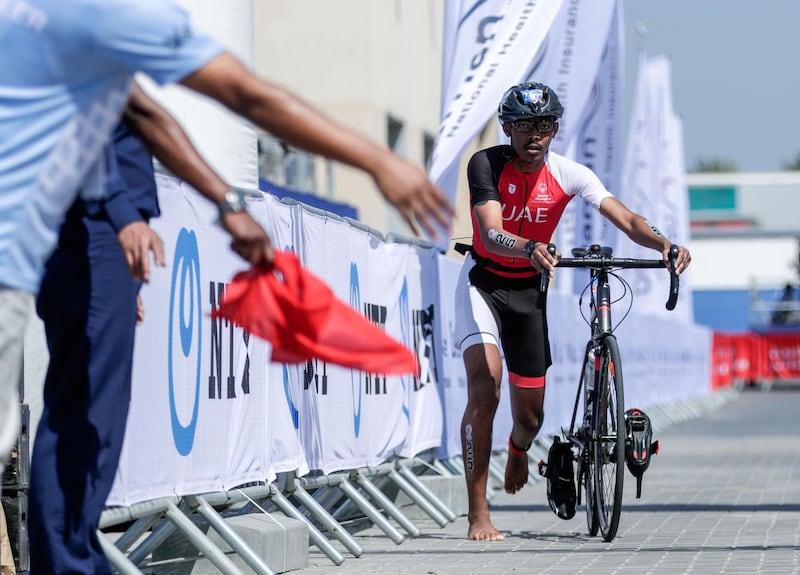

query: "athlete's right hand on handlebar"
left=536, top=243, right=558, bottom=294
left=529, top=241, right=559, bottom=276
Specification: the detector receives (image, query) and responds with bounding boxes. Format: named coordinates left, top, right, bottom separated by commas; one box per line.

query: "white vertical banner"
left=619, top=54, right=694, bottom=320
left=650, top=58, right=694, bottom=322
left=489, top=0, right=620, bottom=293
left=295, top=212, right=362, bottom=473
left=548, top=0, right=619, bottom=287
left=616, top=51, right=659, bottom=307
left=110, top=175, right=269, bottom=506
left=566, top=1, right=623, bottom=256
left=433, top=256, right=467, bottom=459
left=660, top=111, right=695, bottom=321
left=525, top=0, right=617, bottom=157
left=297, top=214, right=410, bottom=474
left=360, top=240, right=411, bottom=463
left=618, top=50, right=653, bottom=241
left=560, top=0, right=624, bottom=295
left=432, top=0, right=566, bottom=246
left=398, top=246, right=445, bottom=458
left=261, top=194, right=309, bottom=477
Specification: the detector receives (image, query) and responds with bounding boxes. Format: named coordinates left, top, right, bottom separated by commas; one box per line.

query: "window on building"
left=423, top=132, right=435, bottom=171
left=257, top=132, right=317, bottom=193
left=387, top=116, right=405, bottom=157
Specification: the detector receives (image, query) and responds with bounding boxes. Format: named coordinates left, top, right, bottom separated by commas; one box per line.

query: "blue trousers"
left=31, top=215, right=140, bottom=574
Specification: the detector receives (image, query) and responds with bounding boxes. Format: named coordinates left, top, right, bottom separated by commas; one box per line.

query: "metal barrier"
left=14, top=390, right=738, bottom=573
left=96, top=457, right=460, bottom=573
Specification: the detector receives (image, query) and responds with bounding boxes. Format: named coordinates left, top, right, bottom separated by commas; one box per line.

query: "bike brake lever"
left=665, top=244, right=680, bottom=310
left=539, top=243, right=557, bottom=293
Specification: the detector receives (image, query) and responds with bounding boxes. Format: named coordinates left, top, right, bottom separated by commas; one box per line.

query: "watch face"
left=222, top=190, right=245, bottom=213
left=524, top=240, right=535, bottom=258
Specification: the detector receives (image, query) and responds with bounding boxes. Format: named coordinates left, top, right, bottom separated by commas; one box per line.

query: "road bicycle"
left=542, top=243, right=679, bottom=542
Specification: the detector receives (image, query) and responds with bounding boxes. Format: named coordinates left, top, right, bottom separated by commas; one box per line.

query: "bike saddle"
left=571, top=244, right=613, bottom=258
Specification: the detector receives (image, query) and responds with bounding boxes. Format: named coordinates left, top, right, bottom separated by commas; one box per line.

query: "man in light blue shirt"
left=0, top=0, right=454, bottom=482
left=0, top=1, right=223, bottom=294
left=0, top=2, right=230, bottom=483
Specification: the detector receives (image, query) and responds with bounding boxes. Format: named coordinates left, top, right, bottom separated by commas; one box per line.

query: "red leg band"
left=508, top=435, right=530, bottom=456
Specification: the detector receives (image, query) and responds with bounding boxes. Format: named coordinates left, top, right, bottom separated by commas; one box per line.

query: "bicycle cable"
left=576, top=269, right=635, bottom=334
left=608, top=269, right=634, bottom=332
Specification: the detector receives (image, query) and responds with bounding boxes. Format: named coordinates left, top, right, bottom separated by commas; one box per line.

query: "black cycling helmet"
left=497, top=82, right=564, bottom=123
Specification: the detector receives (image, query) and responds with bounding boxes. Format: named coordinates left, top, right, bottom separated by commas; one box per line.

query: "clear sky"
left=622, top=1, right=800, bottom=173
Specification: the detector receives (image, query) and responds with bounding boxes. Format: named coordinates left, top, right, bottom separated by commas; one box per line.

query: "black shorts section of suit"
left=468, top=263, right=552, bottom=378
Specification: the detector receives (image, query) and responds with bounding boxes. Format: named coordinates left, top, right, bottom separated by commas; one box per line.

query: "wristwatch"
left=217, top=188, right=248, bottom=217
left=523, top=239, right=538, bottom=259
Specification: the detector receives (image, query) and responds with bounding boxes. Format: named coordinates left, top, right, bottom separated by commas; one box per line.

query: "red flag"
left=212, top=250, right=418, bottom=375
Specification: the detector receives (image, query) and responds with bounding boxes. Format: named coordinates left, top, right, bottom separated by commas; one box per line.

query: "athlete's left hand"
left=663, top=244, right=692, bottom=275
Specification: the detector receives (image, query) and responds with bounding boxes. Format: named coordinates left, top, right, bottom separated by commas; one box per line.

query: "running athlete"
left=455, top=82, right=691, bottom=541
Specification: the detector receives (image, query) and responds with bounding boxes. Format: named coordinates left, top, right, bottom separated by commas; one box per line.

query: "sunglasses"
left=511, top=118, right=557, bottom=135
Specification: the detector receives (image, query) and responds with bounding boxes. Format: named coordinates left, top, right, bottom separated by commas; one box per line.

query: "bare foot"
left=504, top=451, right=529, bottom=494
left=467, top=511, right=505, bottom=541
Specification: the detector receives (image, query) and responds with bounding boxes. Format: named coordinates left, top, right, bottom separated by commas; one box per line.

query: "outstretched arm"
left=124, top=82, right=274, bottom=268
left=179, top=52, right=455, bottom=239
left=600, top=197, right=691, bottom=273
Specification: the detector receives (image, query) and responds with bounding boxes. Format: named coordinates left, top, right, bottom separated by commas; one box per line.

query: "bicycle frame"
left=568, top=265, right=611, bottom=431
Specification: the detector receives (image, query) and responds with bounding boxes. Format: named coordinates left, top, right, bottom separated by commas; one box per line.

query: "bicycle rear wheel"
left=593, top=335, right=625, bottom=541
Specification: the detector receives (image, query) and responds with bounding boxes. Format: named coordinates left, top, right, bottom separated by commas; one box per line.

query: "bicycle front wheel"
left=578, top=345, right=599, bottom=536
left=593, top=335, right=625, bottom=541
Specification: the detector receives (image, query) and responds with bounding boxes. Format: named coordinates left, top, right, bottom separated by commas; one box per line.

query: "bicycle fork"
left=570, top=340, right=600, bottom=504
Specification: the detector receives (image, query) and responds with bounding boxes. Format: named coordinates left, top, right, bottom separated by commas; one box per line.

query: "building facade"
left=253, top=1, right=454, bottom=239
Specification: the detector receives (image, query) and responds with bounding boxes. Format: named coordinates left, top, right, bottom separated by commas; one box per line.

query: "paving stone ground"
left=294, top=387, right=800, bottom=575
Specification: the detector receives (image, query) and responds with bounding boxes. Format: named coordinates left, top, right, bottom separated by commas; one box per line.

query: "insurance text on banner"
left=555, top=1, right=623, bottom=270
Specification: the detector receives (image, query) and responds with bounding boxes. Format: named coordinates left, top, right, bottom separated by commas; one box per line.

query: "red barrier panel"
left=759, top=333, right=800, bottom=381
left=711, top=332, right=734, bottom=389
left=712, top=331, right=800, bottom=387
left=732, top=333, right=763, bottom=383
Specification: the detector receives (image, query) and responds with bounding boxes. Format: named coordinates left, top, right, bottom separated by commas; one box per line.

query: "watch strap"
left=523, top=239, right=538, bottom=259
